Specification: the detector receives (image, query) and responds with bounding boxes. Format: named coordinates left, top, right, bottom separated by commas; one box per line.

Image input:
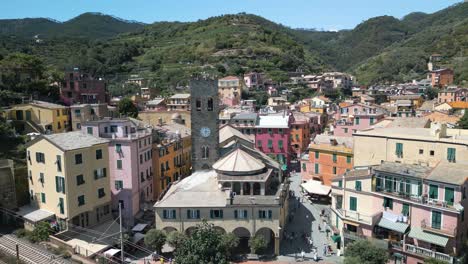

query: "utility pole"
left=16, top=244, right=19, bottom=264
left=119, top=203, right=124, bottom=264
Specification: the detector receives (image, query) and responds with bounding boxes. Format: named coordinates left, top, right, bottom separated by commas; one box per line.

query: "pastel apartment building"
left=243, top=72, right=264, bottom=90
left=70, top=103, right=116, bottom=131
left=167, top=94, right=190, bottom=111
left=331, top=162, right=468, bottom=264
left=229, top=112, right=258, bottom=141
left=255, top=114, right=293, bottom=168
left=438, top=88, right=468, bottom=103
left=81, top=118, right=154, bottom=226
left=60, top=69, right=108, bottom=105
left=353, top=123, right=468, bottom=167
left=218, top=76, right=242, bottom=106
left=431, top=69, right=454, bottom=88
left=304, top=134, right=353, bottom=185
left=5, top=100, right=70, bottom=134
left=26, top=132, right=112, bottom=230
left=333, top=103, right=385, bottom=137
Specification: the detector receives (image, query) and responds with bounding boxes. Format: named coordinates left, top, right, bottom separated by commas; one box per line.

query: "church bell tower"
left=190, top=78, right=220, bottom=171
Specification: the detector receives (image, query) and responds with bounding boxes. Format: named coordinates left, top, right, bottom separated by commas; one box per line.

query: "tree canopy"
left=344, top=240, right=388, bottom=264
left=117, top=97, right=139, bottom=118
left=144, top=229, right=166, bottom=254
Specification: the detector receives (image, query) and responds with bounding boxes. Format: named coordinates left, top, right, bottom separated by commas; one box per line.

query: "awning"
left=331, top=235, right=341, bottom=243
left=408, top=227, right=449, bottom=247
left=132, top=232, right=145, bottom=243
left=131, top=223, right=148, bottom=232
left=103, top=248, right=120, bottom=257
left=300, top=180, right=331, bottom=196
left=377, top=217, right=409, bottom=234
left=343, top=220, right=359, bottom=227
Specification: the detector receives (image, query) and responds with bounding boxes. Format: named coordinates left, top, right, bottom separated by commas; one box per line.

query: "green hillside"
left=0, top=12, right=144, bottom=39
left=0, top=2, right=467, bottom=93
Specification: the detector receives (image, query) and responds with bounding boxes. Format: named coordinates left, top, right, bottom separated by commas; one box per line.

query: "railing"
left=373, top=186, right=458, bottom=212
left=336, top=209, right=381, bottom=225
left=342, top=229, right=366, bottom=241
left=421, top=219, right=457, bottom=237
left=405, top=244, right=453, bottom=263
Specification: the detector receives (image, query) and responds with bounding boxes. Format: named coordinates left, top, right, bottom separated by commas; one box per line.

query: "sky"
left=0, top=0, right=462, bottom=30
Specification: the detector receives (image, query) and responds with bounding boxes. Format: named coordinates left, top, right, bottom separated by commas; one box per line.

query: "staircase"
left=0, top=234, right=71, bottom=264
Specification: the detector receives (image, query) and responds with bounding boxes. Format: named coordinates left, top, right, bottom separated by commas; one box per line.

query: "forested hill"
left=0, top=12, right=145, bottom=39
left=0, top=2, right=467, bottom=89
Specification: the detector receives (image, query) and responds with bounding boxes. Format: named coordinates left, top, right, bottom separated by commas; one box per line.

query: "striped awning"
left=377, top=217, right=409, bottom=234
left=408, top=227, right=449, bottom=247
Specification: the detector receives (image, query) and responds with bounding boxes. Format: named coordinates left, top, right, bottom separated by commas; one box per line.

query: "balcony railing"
left=421, top=219, right=457, bottom=237
left=336, top=208, right=381, bottom=225
left=342, top=229, right=366, bottom=241
left=405, top=244, right=453, bottom=263
left=373, top=186, right=458, bottom=212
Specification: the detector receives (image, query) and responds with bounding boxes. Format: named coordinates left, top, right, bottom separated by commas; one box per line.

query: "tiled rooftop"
left=43, top=131, right=109, bottom=150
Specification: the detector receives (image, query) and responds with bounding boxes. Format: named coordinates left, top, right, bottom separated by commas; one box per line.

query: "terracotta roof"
left=424, top=111, right=460, bottom=124
left=448, top=101, right=468, bottom=109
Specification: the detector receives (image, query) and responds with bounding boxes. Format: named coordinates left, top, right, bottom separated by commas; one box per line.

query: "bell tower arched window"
left=207, top=98, right=213, bottom=111
left=201, top=146, right=209, bottom=159
left=196, top=99, right=202, bottom=111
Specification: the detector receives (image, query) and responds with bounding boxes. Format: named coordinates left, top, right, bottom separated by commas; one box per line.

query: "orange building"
left=291, top=113, right=311, bottom=156
left=431, top=68, right=454, bottom=87
left=305, top=135, right=353, bottom=186
left=152, top=123, right=192, bottom=200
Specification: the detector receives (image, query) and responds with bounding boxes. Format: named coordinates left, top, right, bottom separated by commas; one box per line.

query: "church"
left=153, top=78, right=290, bottom=255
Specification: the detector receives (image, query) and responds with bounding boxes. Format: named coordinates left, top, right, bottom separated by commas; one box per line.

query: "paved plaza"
left=276, top=173, right=343, bottom=263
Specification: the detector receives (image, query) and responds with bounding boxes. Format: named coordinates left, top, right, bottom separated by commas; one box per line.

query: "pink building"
left=60, top=69, right=108, bottom=106
left=333, top=103, right=385, bottom=137
left=243, top=72, right=264, bottom=90
left=254, top=114, right=293, bottom=170
left=331, top=162, right=468, bottom=264
left=82, top=118, right=154, bottom=226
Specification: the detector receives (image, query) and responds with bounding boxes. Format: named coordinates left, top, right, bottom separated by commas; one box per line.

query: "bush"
left=14, top=228, right=29, bottom=238
left=29, top=222, right=53, bottom=243
left=249, top=235, right=267, bottom=255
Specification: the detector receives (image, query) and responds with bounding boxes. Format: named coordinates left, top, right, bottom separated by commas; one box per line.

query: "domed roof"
left=213, top=148, right=265, bottom=175
left=171, top=113, right=182, bottom=120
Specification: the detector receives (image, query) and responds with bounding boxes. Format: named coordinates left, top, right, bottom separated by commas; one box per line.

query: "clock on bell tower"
left=190, top=78, right=220, bottom=171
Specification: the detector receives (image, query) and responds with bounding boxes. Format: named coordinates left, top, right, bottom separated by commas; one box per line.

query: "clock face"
left=200, top=127, right=211, bottom=137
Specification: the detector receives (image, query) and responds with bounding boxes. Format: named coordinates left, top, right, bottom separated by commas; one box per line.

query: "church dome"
left=213, top=148, right=265, bottom=175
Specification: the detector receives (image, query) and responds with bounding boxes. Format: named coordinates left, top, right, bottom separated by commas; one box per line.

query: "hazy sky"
left=1, top=0, right=461, bottom=30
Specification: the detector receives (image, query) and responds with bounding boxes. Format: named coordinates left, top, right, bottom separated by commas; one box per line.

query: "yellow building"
left=300, top=105, right=326, bottom=114
left=354, top=123, right=468, bottom=167
left=26, top=131, right=112, bottom=229
left=389, top=95, right=424, bottom=109
left=153, top=123, right=192, bottom=199
left=139, top=111, right=191, bottom=128
left=6, top=101, right=69, bottom=134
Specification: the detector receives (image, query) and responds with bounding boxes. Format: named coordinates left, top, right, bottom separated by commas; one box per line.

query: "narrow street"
left=276, top=173, right=343, bottom=263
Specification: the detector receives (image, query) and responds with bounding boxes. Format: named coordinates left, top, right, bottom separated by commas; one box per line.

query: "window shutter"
left=196, top=210, right=200, bottom=219
left=187, top=210, right=190, bottom=219
left=268, top=210, right=272, bottom=219
left=244, top=210, right=248, bottom=218
left=55, top=176, right=59, bottom=192
left=172, top=210, right=176, bottom=219
left=163, top=210, right=167, bottom=219
left=258, top=210, right=262, bottom=218
left=61, top=177, right=65, bottom=194
left=234, top=210, right=238, bottom=219
left=103, top=168, right=107, bottom=177
left=94, top=170, right=98, bottom=180
left=220, top=210, right=223, bottom=218
left=210, top=210, right=214, bottom=219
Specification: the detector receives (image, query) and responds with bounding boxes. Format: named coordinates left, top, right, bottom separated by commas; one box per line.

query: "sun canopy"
left=301, top=180, right=331, bottom=196
left=103, top=248, right=120, bottom=257
left=408, top=227, right=449, bottom=247
left=132, top=232, right=145, bottom=243
left=131, top=223, right=148, bottom=232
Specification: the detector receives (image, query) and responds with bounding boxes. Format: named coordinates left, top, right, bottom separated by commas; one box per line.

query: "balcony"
left=335, top=208, right=381, bottom=226
left=405, top=244, right=454, bottom=263
left=342, top=229, right=366, bottom=242
left=421, top=219, right=457, bottom=238
left=373, top=186, right=459, bottom=212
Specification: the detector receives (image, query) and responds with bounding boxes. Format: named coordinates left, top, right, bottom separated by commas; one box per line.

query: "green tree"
left=248, top=235, right=267, bottom=255
left=457, top=111, right=468, bottom=129
left=174, top=221, right=229, bottom=264
left=425, top=258, right=448, bottom=264
left=344, top=240, right=388, bottom=264
left=29, top=222, right=53, bottom=243
left=144, top=229, right=166, bottom=254
left=166, top=231, right=187, bottom=249
left=220, top=233, right=239, bottom=260
left=426, top=87, right=440, bottom=100
left=117, top=97, right=139, bottom=118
